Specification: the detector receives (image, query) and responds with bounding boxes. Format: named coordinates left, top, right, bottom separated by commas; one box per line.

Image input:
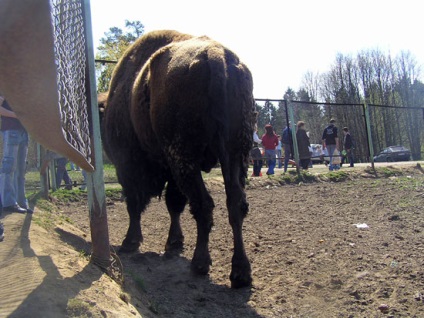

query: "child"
left=250, top=143, right=263, bottom=177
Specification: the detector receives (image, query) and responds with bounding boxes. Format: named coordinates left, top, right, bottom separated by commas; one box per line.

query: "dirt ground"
left=1, top=163, right=424, bottom=317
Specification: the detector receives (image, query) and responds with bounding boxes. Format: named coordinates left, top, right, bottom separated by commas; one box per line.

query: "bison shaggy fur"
left=103, top=30, right=255, bottom=288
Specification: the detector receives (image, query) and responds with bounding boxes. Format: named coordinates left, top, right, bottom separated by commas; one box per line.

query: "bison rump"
left=130, top=36, right=253, bottom=172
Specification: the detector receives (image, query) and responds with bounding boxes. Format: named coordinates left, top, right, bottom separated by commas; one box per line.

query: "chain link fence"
left=51, top=0, right=91, bottom=163
left=255, top=99, right=423, bottom=165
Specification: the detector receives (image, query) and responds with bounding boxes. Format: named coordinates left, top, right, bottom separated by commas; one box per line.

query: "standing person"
left=281, top=122, right=292, bottom=173
left=322, top=118, right=339, bottom=171
left=276, top=135, right=282, bottom=169
left=253, top=124, right=262, bottom=145
left=261, top=124, right=279, bottom=175
left=296, top=121, right=312, bottom=170
left=250, top=142, right=263, bottom=177
left=342, top=127, right=354, bottom=167
left=0, top=96, right=32, bottom=213
left=55, top=157, right=72, bottom=190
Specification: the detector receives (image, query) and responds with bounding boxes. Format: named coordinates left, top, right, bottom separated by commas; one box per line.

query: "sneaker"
left=26, top=208, right=34, bottom=214
left=0, top=222, right=4, bottom=242
left=3, top=204, right=27, bottom=213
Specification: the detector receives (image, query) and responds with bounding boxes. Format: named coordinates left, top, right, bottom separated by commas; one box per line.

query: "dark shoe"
left=3, top=204, right=27, bottom=213
left=26, top=208, right=34, bottom=214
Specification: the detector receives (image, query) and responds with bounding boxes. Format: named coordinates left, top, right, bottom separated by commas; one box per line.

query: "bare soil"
left=1, top=164, right=424, bottom=317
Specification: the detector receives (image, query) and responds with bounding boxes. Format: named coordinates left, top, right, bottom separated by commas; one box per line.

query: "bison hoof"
left=165, top=237, right=184, bottom=252
left=230, top=272, right=252, bottom=289
left=119, top=240, right=140, bottom=253
left=191, top=256, right=212, bottom=276
left=230, top=262, right=252, bottom=288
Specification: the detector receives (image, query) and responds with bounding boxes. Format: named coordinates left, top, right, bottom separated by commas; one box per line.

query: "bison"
left=103, top=30, right=255, bottom=288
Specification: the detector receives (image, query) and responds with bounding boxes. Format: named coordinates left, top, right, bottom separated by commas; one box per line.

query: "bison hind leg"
left=119, top=186, right=150, bottom=253
left=164, top=179, right=187, bottom=254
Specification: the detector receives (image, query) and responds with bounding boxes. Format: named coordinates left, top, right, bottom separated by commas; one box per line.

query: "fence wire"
left=50, top=0, right=91, bottom=163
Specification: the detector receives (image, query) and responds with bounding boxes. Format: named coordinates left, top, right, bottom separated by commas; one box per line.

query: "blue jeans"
left=283, top=143, right=291, bottom=172
left=277, top=149, right=282, bottom=168
left=326, top=144, right=337, bottom=170
left=56, top=157, right=72, bottom=188
left=0, top=130, right=29, bottom=208
left=265, top=149, right=276, bottom=175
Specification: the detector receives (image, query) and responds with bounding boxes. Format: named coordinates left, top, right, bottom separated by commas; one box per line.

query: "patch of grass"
left=370, top=179, right=383, bottom=188
left=324, top=171, right=349, bottom=182
left=279, top=170, right=317, bottom=184
left=375, top=167, right=399, bottom=178
left=32, top=211, right=55, bottom=229
left=32, top=208, right=73, bottom=230
left=394, top=176, right=424, bottom=191
left=78, top=249, right=90, bottom=260
left=66, top=298, right=92, bottom=318
left=104, top=188, right=124, bottom=200
left=397, top=197, right=414, bottom=208
left=50, top=189, right=87, bottom=204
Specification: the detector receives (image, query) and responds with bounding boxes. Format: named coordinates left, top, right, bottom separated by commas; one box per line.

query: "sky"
left=89, top=0, right=423, bottom=100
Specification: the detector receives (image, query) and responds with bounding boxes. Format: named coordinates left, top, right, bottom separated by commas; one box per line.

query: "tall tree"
left=95, top=20, right=144, bottom=92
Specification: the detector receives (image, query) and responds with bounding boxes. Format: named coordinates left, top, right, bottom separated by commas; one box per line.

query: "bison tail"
left=206, top=46, right=230, bottom=142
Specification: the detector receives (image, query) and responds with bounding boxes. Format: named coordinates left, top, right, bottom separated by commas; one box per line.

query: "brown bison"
left=103, top=30, right=255, bottom=288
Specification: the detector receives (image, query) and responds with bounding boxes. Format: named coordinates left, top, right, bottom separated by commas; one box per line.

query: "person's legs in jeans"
left=16, top=131, right=29, bottom=209
left=277, top=149, right=282, bottom=168
left=348, top=149, right=354, bottom=167
left=326, top=144, right=336, bottom=171
left=0, top=130, right=20, bottom=208
left=63, top=169, right=72, bottom=189
left=56, top=158, right=68, bottom=188
left=266, top=149, right=276, bottom=175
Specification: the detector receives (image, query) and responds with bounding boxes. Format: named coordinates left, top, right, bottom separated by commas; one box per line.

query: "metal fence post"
left=287, top=101, right=300, bottom=174
left=82, top=0, right=111, bottom=269
left=363, top=102, right=375, bottom=170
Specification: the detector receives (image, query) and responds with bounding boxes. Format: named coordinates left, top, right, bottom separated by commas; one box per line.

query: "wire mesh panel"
left=50, top=0, right=91, bottom=164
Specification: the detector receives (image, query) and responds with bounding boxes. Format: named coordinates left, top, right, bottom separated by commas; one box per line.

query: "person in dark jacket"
left=296, top=121, right=311, bottom=170
left=281, top=122, right=292, bottom=173
left=322, top=118, right=339, bottom=171
left=342, top=127, right=354, bottom=167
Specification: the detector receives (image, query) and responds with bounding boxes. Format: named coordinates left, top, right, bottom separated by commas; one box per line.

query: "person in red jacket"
left=261, top=124, right=279, bottom=175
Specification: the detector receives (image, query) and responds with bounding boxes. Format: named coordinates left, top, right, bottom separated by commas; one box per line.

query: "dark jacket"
left=344, top=133, right=353, bottom=150
left=250, top=146, right=262, bottom=161
left=322, top=124, right=338, bottom=145
left=1, top=99, right=25, bottom=132
left=296, top=129, right=311, bottom=159
left=282, top=126, right=291, bottom=144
